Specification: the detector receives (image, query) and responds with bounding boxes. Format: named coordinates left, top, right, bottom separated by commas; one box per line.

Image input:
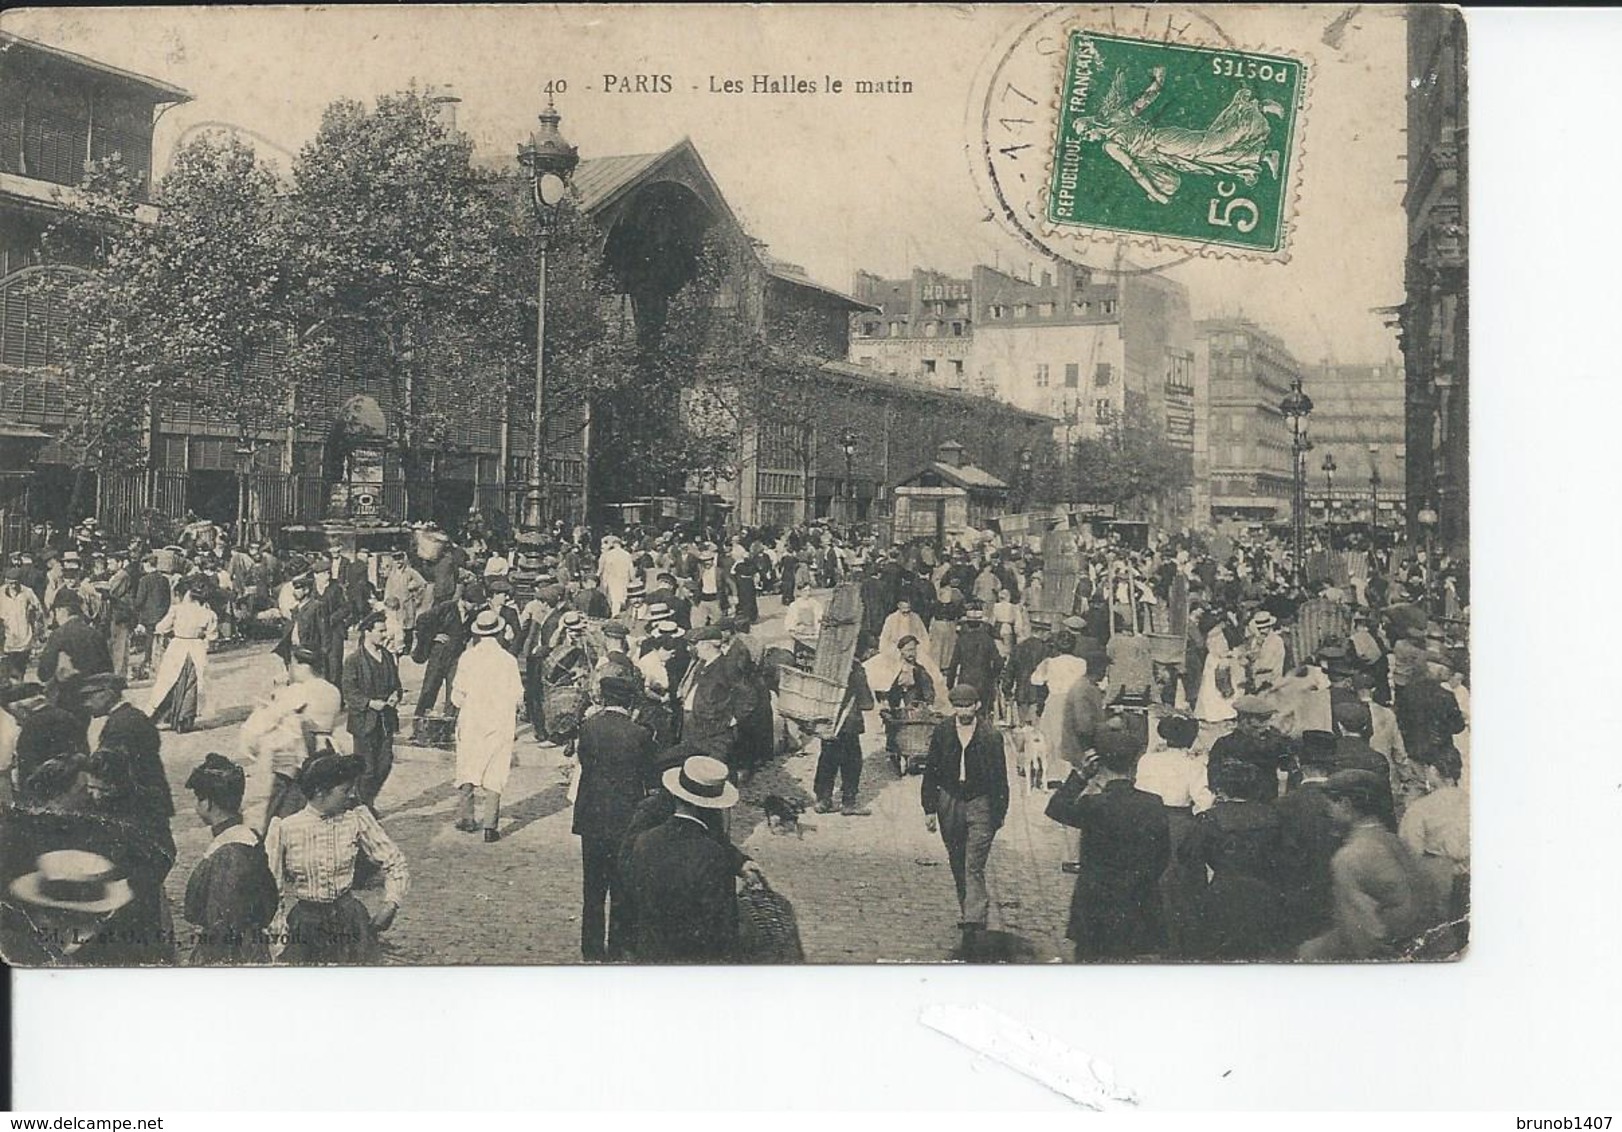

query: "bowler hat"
left=1323, top=768, right=1386, bottom=812
left=688, top=625, right=723, bottom=643
left=77, top=673, right=128, bottom=697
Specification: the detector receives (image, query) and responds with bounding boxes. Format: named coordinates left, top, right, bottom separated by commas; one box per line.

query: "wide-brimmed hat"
left=9, top=850, right=133, bottom=915
left=77, top=672, right=128, bottom=697
left=662, top=755, right=739, bottom=809
left=471, top=609, right=505, bottom=637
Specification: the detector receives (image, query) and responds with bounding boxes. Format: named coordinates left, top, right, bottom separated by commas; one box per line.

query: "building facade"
left=1401, top=5, right=1468, bottom=554
left=0, top=34, right=1049, bottom=544
left=849, top=269, right=977, bottom=392
left=1304, top=361, right=1407, bottom=530
left=1198, top=317, right=1304, bottom=525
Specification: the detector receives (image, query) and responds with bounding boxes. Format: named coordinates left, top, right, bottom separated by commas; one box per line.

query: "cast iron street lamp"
left=1017, top=446, right=1034, bottom=513
left=840, top=428, right=858, bottom=522
left=1367, top=442, right=1382, bottom=534
left=1280, top=374, right=1314, bottom=585
left=1417, top=502, right=1439, bottom=585
left=517, top=96, right=578, bottom=534
left=1320, top=452, right=1336, bottom=527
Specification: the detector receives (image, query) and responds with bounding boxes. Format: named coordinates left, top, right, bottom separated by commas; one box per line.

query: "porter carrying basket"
left=776, top=667, right=846, bottom=736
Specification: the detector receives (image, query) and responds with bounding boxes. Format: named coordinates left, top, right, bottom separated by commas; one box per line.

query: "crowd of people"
left=0, top=508, right=1470, bottom=966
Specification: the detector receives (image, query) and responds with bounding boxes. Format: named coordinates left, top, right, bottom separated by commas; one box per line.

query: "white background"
left=12, top=6, right=1622, bottom=1111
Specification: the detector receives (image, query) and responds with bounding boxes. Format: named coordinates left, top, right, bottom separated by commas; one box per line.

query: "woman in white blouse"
left=148, top=576, right=219, bottom=732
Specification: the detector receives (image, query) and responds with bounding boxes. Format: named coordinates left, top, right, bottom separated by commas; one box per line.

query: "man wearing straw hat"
left=622, top=753, right=741, bottom=962
left=450, top=610, right=525, bottom=842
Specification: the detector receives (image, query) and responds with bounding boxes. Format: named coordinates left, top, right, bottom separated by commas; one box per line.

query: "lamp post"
left=1417, top=503, right=1439, bottom=608
left=516, top=96, right=578, bottom=535
left=839, top=427, right=858, bottom=524
left=1320, top=452, right=1336, bottom=530
left=1279, top=374, right=1314, bottom=586
left=1367, top=442, right=1382, bottom=538
left=1017, top=446, right=1034, bottom=513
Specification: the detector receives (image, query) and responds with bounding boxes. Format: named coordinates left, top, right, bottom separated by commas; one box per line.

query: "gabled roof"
left=572, top=151, right=666, bottom=214
left=926, top=461, right=1008, bottom=491
left=0, top=32, right=193, bottom=104
left=764, top=264, right=876, bottom=312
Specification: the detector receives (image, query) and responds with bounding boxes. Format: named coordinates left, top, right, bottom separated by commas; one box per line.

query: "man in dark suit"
left=674, top=626, right=754, bottom=767
left=622, top=754, right=740, bottom=963
left=311, top=556, right=350, bottom=690
left=946, top=605, right=1003, bottom=717
left=921, top=682, right=1010, bottom=955
left=132, top=554, right=172, bottom=678
left=413, top=586, right=478, bottom=719
left=36, top=590, right=113, bottom=690
left=275, top=574, right=326, bottom=676
left=1053, top=722, right=1171, bottom=961
left=1274, top=732, right=1343, bottom=947
left=78, top=672, right=175, bottom=858
left=647, top=573, right=692, bottom=630
left=572, top=676, right=657, bottom=960
left=342, top=611, right=402, bottom=812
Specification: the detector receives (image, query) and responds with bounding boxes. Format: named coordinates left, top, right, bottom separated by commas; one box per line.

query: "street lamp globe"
left=840, top=428, right=859, bottom=459
left=517, top=99, right=579, bottom=218
left=1417, top=505, right=1438, bottom=528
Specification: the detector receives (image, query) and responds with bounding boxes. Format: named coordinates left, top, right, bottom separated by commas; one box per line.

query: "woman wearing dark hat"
left=183, top=754, right=278, bottom=965
left=264, top=753, right=409, bottom=964
left=1175, top=758, right=1290, bottom=961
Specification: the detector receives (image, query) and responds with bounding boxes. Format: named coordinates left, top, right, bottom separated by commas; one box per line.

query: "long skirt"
left=152, top=652, right=202, bottom=732
left=281, top=894, right=379, bottom=965
left=928, top=620, right=958, bottom=674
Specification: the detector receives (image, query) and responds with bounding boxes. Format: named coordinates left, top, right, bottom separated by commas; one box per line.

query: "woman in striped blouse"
left=265, top=753, right=409, bottom=964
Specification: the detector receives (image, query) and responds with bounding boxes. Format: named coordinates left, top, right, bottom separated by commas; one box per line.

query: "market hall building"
left=0, top=31, right=1051, bottom=547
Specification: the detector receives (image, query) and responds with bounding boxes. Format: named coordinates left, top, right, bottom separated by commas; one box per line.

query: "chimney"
left=936, top=440, right=966, bottom=468
left=427, top=85, right=462, bottom=132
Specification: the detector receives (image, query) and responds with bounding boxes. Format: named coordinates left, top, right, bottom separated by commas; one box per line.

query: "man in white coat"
left=451, top=610, right=526, bottom=842
left=597, top=535, right=636, bottom=617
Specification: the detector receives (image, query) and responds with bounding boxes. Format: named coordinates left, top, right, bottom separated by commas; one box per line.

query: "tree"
left=1066, top=399, right=1193, bottom=519
left=285, top=88, right=638, bottom=523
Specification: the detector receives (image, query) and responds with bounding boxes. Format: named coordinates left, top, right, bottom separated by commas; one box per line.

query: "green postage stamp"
left=1048, top=30, right=1306, bottom=256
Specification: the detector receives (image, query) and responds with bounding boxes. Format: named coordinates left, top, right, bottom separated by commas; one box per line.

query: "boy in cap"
left=920, top=683, right=1009, bottom=956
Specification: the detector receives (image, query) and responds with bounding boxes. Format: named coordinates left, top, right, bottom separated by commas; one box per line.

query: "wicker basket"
left=891, top=716, right=939, bottom=761
left=1147, top=632, right=1185, bottom=666
left=412, top=528, right=449, bottom=562
left=776, top=667, right=845, bottom=728
left=543, top=685, right=587, bottom=741
left=735, top=881, right=805, bottom=963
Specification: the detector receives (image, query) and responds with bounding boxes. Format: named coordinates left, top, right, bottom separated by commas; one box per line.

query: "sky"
left=2, top=4, right=1408, bottom=364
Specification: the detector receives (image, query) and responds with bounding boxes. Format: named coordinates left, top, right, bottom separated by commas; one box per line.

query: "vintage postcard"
left=0, top=4, right=1467, bottom=967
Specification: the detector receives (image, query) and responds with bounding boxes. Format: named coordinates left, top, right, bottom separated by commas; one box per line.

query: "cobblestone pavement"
left=147, top=593, right=1083, bottom=965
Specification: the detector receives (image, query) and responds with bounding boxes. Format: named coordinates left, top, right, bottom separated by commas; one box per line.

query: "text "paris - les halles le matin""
left=596, top=74, right=915, bottom=95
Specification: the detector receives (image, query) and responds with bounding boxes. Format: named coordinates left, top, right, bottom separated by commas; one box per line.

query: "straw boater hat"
left=562, top=610, right=587, bottom=632
left=1250, top=611, right=1277, bottom=631
left=9, top=850, right=133, bottom=915
left=662, top=755, right=739, bottom=810
left=644, top=602, right=674, bottom=623
left=653, top=620, right=681, bottom=638
left=471, top=609, right=505, bottom=637
left=625, top=578, right=646, bottom=598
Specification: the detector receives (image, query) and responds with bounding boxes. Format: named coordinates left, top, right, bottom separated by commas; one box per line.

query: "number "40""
left=1207, top=181, right=1259, bottom=233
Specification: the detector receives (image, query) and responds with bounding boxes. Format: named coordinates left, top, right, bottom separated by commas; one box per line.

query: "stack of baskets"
left=776, top=667, right=847, bottom=740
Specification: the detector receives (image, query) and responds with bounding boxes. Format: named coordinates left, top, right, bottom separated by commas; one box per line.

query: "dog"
left=1013, top=725, right=1046, bottom=793
left=761, top=794, right=805, bottom=838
